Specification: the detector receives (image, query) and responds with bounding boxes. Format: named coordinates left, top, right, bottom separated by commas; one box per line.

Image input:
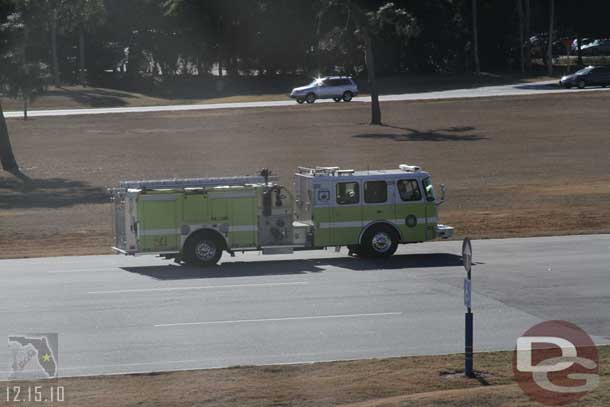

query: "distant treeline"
left=0, top=0, right=608, bottom=87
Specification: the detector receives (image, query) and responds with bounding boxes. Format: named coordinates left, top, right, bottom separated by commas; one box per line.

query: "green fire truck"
left=111, top=165, right=454, bottom=266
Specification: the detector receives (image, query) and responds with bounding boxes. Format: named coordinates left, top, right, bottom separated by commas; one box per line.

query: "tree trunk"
left=472, top=0, right=480, bottom=74
left=51, top=7, right=60, bottom=87
left=547, top=0, right=554, bottom=76
left=0, top=102, right=28, bottom=181
left=78, top=26, right=86, bottom=86
left=516, top=0, right=525, bottom=73
left=23, top=91, right=28, bottom=121
left=0, top=102, right=18, bottom=172
left=363, top=31, right=381, bottom=125
left=524, top=0, right=531, bottom=71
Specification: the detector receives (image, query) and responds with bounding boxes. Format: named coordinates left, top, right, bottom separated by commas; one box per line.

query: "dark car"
left=559, top=66, right=610, bottom=89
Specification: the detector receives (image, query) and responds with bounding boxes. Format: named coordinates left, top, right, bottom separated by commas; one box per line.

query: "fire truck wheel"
left=347, top=244, right=364, bottom=256
left=184, top=232, right=224, bottom=266
left=306, top=93, right=316, bottom=103
left=361, top=225, right=398, bottom=258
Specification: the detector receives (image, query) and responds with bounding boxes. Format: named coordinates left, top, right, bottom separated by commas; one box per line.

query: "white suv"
left=290, top=76, right=359, bottom=104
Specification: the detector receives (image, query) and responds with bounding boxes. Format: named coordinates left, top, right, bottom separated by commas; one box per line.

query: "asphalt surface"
left=0, top=234, right=608, bottom=378
left=4, top=81, right=610, bottom=119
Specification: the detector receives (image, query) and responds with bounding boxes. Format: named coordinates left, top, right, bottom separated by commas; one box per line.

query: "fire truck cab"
left=293, top=165, right=453, bottom=257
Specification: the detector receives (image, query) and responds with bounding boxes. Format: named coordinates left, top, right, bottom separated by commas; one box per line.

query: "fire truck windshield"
left=422, top=177, right=436, bottom=202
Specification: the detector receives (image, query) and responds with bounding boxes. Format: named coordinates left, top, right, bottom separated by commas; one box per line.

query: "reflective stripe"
left=319, top=221, right=362, bottom=229
left=319, top=218, right=437, bottom=229
left=140, top=228, right=178, bottom=236
left=390, top=217, right=436, bottom=225
left=228, top=225, right=258, bottom=232
left=140, top=194, right=178, bottom=201
left=141, top=225, right=258, bottom=236
left=184, top=224, right=257, bottom=233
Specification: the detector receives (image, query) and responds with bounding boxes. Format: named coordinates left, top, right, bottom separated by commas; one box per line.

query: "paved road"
left=0, top=234, right=608, bottom=378
left=4, top=81, right=610, bottom=119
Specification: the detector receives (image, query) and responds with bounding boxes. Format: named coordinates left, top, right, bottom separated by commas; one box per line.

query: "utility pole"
left=462, top=238, right=474, bottom=378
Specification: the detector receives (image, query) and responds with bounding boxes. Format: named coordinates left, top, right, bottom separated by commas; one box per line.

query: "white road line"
left=154, top=312, right=403, bottom=327
left=48, top=268, right=117, bottom=274
left=88, top=281, right=307, bottom=294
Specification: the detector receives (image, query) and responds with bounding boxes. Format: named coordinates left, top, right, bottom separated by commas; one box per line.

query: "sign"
left=464, top=278, right=472, bottom=308
left=462, top=238, right=472, bottom=274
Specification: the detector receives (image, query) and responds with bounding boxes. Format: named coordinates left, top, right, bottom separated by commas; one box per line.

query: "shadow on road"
left=353, top=125, right=486, bottom=142
left=122, top=253, right=468, bottom=280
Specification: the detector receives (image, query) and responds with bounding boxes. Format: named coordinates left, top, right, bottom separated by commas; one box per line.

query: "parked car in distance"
left=560, top=66, right=610, bottom=89
left=571, top=38, right=592, bottom=52
left=290, top=76, right=358, bottom=104
left=581, top=39, right=610, bottom=56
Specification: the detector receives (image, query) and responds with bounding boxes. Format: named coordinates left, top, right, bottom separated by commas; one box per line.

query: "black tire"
left=296, top=98, right=305, bottom=104
left=347, top=244, right=364, bottom=257
left=183, top=231, right=224, bottom=266
left=342, top=91, right=353, bottom=102
left=577, top=80, right=586, bottom=89
left=306, top=93, right=316, bottom=104
left=333, top=97, right=342, bottom=102
left=360, top=225, right=399, bottom=258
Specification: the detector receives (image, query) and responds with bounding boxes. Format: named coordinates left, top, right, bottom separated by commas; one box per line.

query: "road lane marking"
left=48, top=268, right=117, bottom=274
left=154, top=312, right=403, bottom=327
left=88, top=281, right=307, bottom=294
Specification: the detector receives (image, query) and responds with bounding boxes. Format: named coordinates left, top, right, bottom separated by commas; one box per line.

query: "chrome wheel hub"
left=195, top=241, right=217, bottom=261
left=371, top=232, right=391, bottom=253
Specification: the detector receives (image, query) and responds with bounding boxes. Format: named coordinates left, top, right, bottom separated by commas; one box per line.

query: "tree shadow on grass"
left=353, top=125, right=486, bottom=142
left=42, top=87, right=135, bottom=108
left=0, top=177, right=108, bottom=209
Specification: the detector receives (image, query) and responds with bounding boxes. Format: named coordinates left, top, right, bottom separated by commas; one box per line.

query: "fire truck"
left=111, top=165, right=454, bottom=266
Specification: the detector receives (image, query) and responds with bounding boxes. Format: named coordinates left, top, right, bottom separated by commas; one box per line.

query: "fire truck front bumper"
left=435, top=224, right=454, bottom=239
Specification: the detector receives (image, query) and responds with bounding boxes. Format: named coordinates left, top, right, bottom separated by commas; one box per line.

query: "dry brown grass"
left=7, top=347, right=609, bottom=407
left=1, top=90, right=609, bottom=258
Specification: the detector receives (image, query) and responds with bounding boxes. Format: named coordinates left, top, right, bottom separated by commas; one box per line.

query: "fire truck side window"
left=336, top=182, right=360, bottom=205
left=364, top=181, right=387, bottom=203
left=397, top=179, right=422, bottom=202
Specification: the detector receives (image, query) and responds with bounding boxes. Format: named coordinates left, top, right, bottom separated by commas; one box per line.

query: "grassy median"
left=6, top=347, right=608, bottom=407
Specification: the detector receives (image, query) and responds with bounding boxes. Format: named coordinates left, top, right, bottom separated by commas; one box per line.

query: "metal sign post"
left=462, top=237, right=474, bottom=378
